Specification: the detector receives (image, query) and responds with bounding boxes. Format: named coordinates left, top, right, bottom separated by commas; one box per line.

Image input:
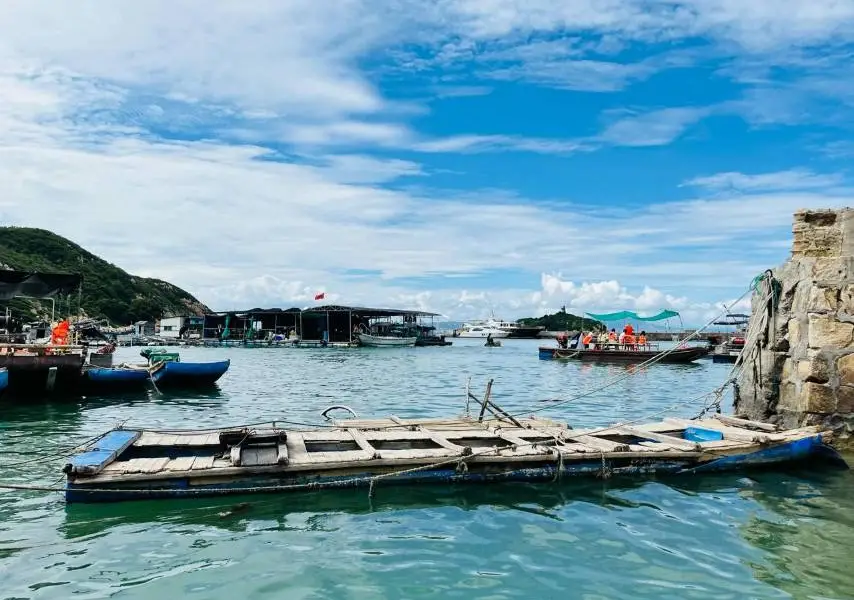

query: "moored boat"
left=539, top=345, right=709, bottom=363
left=456, top=320, right=510, bottom=338
left=62, top=413, right=844, bottom=503
left=356, top=333, right=416, bottom=347
left=82, top=365, right=149, bottom=391
left=0, top=367, right=7, bottom=393
left=149, top=359, right=230, bottom=388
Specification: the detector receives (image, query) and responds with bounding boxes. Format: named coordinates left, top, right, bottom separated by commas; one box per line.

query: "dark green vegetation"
left=0, top=227, right=209, bottom=324
left=518, top=308, right=603, bottom=332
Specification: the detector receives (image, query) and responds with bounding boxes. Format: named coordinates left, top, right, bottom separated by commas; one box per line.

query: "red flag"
left=315, top=292, right=325, bottom=300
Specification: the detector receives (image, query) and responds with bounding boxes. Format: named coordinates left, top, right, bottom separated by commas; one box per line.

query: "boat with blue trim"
left=82, top=365, right=149, bottom=390
left=148, top=359, right=230, bottom=388
left=62, top=412, right=844, bottom=504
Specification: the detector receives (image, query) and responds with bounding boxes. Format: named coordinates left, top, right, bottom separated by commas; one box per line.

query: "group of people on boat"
left=556, top=324, right=649, bottom=351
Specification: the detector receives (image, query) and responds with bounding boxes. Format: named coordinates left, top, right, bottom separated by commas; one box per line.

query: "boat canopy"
left=0, top=270, right=81, bottom=300
left=584, top=309, right=680, bottom=322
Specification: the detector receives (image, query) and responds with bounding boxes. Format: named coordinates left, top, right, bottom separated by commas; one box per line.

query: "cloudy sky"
left=2, top=1, right=853, bottom=324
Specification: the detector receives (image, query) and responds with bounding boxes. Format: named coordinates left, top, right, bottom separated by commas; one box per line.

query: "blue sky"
left=1, top=1, right=854, bottom=324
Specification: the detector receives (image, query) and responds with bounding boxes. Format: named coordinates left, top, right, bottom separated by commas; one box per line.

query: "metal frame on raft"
left=59, top=380, right=846, bottom=504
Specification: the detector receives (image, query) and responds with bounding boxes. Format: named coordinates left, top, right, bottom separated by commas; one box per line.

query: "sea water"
left=1, top=339, right=852, bottom=599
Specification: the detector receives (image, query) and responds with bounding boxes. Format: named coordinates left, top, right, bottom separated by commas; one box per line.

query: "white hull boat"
left=457, top=326, right=510, bottom=339
left=356, top=333, right=417, bottom=347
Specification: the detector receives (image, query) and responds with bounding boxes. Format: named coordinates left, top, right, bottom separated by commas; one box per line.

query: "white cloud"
left=413, top=134, right=587, bottom=154
left=684, top=169, right=845, bottom=192
left=597, top=107, right=710, bottom=146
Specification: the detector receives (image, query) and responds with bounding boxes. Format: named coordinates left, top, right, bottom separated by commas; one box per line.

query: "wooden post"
left=349, top=309, right=353, bottom=345
left=477, top=379, right=493, bottom=422
left=299, top=311, right=303, bottom=341
left=326, top=310, right=330, bottom=344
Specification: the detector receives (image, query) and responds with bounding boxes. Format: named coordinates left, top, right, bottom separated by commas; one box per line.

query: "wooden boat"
left=355, top=333, right=416, bottom=347
left=62, top=413, right=843, bottom=503
left=148, top=359, right=230, bottom=388
left=539, top=345, right=709, bottom=363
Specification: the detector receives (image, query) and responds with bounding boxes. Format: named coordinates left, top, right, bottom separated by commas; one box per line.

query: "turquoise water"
left=1, top=339, right=852, bottom=599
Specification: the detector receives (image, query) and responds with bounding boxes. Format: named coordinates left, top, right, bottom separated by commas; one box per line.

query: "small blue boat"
left=149, top=359, right=230, bottom=388
left=0, top=367, right=8, bottom=394
left=83, top=366, right=149, bottom=391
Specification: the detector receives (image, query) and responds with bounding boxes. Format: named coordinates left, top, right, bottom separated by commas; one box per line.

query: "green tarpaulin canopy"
left=585, top=310, right=680, bottom=322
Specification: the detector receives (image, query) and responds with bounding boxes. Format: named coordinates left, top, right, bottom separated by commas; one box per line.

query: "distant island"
left=0, top=227, right=209, bottom=324
left=518, top=307, right=603, bottom=332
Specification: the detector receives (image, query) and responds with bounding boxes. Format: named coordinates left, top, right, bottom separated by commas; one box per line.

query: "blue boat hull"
left=0, top=368, right=7, bottom=393
left=149, top=360, right=230, bottom=388
left=83, top=367, right=149, bottom=391
left=64, top=434, right=843, bottom=503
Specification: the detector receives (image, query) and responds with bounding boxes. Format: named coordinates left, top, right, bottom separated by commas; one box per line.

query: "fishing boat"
left=539, top=345, right=709, bottom=363
left=62, top=410, right=843, bottom=504
left=148, top=359, right=230, bottom=388
left=414, top=325, right=452, bottom=347
left=82, top=365, right=149, bottom=391
left=709, top=313, right=750, bottom=364
left=354, top=323, right=416, bottom=347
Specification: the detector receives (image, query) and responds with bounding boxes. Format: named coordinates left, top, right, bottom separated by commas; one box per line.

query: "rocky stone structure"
left=734, top=209, right=854, bottom=445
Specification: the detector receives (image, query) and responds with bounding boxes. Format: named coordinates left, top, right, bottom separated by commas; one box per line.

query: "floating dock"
left=63, top=413, right=841, bottom=503
left=0, top=344, right=86, bottom=393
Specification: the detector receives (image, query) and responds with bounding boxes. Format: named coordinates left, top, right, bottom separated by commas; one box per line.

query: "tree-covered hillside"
left=0, top=227, right=209, bottom=324
left=518, top=308, right=603, bottom=332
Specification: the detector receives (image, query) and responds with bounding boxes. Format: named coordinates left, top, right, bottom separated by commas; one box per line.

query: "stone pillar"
left=735, top=208, right=854, bottom=444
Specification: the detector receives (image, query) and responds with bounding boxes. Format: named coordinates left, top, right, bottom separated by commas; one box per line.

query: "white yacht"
left=456, top=319, right=511, bottom=338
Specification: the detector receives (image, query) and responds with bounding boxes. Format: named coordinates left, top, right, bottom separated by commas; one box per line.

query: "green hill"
left=518, top=308, right=603, bottom=332
left=0, top=227, right=210, bottom=324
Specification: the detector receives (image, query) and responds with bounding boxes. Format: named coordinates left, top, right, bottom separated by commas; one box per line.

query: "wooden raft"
left=76, top=413, right=828, bottom=484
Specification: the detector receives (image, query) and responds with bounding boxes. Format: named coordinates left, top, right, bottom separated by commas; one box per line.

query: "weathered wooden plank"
left=166, top=456, right=196, bottom=471
left=191, top=456, right=216, bottom=470
left=713, top=414, right=778, bottom=432
left=418, top=427, right=468, bottom=452
left=347, top=428, right=378, bottom=455
left=134, top=433, right=165, bottom=446
left=230, top=446, right=242, bottom=466
left=564, top=434, right=629, bottom=452
left=308, top=450, right=375, bottom=463
left=493, top=430, right=536, bottom=447
left=142, top=457, right=170, bottom=473
left=202, top=433, right=222, bottom=446
left=371, top=448, right=457, bottom=460
left=301, top=430, right=354, bottom=442
left=615, top=426, right=700, bottom=451
left=277, top=442, right=289, bottom=465
left=286, top=433, right=311, bottom=465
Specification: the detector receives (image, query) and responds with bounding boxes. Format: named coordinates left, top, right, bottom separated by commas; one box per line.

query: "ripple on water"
left=0, top=341, right=853, bottom=598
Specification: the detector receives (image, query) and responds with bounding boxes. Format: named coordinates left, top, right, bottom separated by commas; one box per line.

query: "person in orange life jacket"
left=582, top=332, right=593, bottom=349
left=608, top=329, right=617, bottom=343
left=624, top=323, right=634, bottom=337
left=637, top=331, right=647, bottom=347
